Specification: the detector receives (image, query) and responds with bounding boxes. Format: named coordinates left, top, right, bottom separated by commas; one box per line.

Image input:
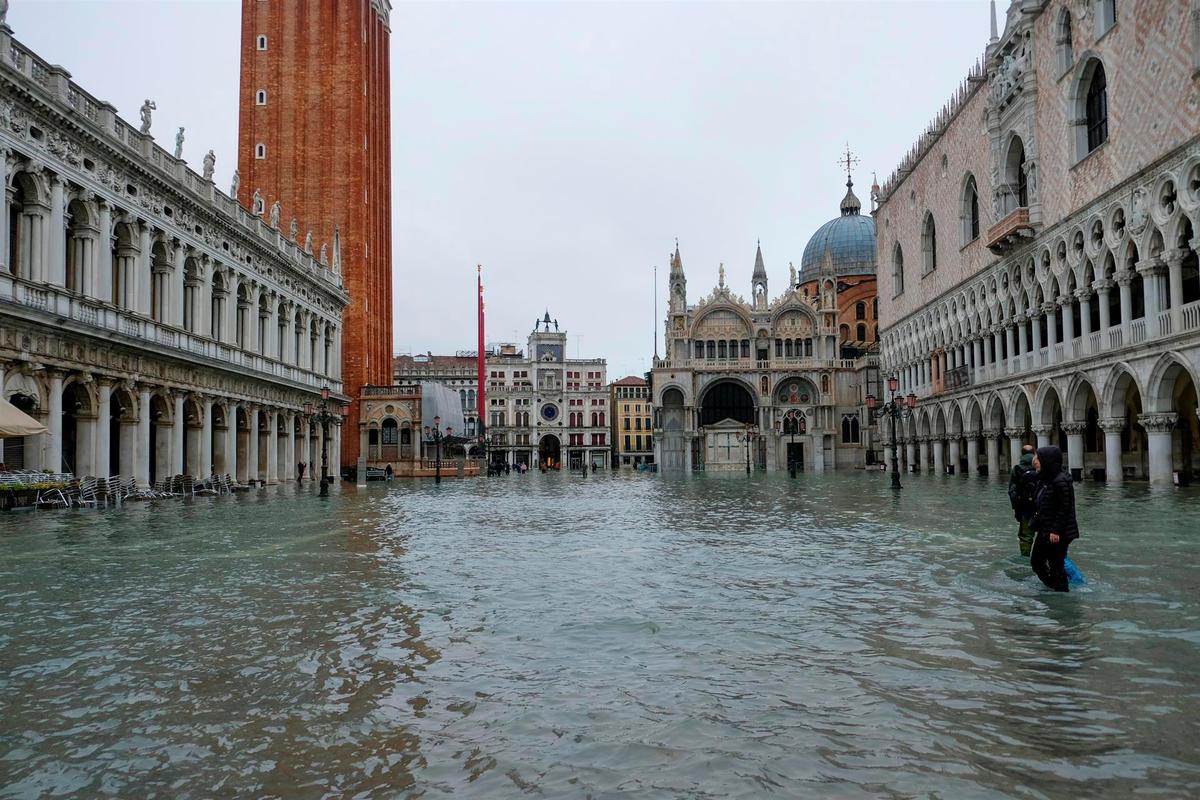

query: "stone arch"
left=916, top=408, right=931, bottom=437
left=698, top=379, right=757, bottom=426
left=1100, top=362, right=1144, bottom=419
left=1063, top=373, right=1100, bottom=423
left=1145, top=351, right=1200, bottom=414
left=965, top=396, right=984, bottom=434
left=949, top=402, right=965, bottom=435
left=1032, top=379, right=1065, bottom=427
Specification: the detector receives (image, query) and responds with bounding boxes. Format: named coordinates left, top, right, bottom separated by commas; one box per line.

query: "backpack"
left=1009, top=463, right=1038, bottom=512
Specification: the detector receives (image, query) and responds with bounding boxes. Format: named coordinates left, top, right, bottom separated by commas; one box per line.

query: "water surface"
left=2, top=472, right=1199, bottom=798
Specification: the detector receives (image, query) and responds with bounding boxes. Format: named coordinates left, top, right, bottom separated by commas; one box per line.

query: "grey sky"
left=12, top=0, right=990, bottom=380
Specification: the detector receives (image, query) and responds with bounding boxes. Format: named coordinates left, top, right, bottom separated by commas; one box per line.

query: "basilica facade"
left=876, top=0, right=1200, bottom=486
left=651, top=182, right=881, bottom=473
left=0, top=24, right=348, bottom=485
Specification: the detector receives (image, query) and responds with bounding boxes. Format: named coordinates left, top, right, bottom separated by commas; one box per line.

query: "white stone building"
left=485, top=313, right=609, bottom=470
left=876, top=0, right=1200, bottom=486
left=0, top=23, right=348, bottom=485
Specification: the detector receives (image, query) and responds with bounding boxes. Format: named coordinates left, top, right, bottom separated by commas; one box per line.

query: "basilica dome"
left=798, top=178, right=877, bottom=285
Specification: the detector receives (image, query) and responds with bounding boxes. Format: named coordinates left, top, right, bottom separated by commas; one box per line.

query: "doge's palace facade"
left=876, top=0, right=1200, bottom=486
left=0, top=22, right=348, bottom=485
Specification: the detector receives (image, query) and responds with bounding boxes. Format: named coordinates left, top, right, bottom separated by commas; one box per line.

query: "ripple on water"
left=1, top=474, right=1199, bottom=798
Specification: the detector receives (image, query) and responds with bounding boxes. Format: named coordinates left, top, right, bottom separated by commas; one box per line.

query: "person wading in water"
left=1029, top=445, right=1080, bottom=592
left=1007, top=444, right=1038, bottom=557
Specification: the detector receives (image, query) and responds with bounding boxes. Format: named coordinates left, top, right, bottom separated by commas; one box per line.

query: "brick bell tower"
left=236, top=0, right=393, bottom=470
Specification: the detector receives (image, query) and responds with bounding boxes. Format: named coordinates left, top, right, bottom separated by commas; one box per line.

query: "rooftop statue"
left=139, top=99, right=156, bottom=135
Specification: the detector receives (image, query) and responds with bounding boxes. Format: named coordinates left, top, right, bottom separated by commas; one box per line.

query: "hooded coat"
left=1030, top=446, right=1079, bottom=543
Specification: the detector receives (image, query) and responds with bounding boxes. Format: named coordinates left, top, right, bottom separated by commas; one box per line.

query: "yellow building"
left=611, top=376, right=653, bottom=468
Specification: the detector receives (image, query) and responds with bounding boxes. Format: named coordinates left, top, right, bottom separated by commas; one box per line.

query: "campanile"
left=237, top=0, right=393, bottom=469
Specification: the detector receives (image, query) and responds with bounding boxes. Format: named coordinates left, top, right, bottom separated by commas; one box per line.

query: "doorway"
left=787, top=442, right=805, bottom=471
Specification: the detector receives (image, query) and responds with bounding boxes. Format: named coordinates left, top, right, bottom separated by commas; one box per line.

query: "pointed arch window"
left=921, top=212, right=937, bottom=275
left=962, top=175, right=980, bottom=244
left=892, top=243, right=905, bottom=298
left=1085, top=62, right=1108, bottom=152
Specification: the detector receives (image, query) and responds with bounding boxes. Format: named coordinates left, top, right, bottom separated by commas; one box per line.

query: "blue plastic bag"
left=1064, top=557, right=1085, bottom=585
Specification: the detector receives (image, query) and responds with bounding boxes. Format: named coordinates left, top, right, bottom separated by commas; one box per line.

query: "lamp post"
left=303, top=386, right=344, bottom=498
left=735, top=423, right=759, bottom=475
left=423, top=415, right=453, bottom=485
left=866, top=375, right=916, bottom=490
left=783, top=409, right=807, bottom=477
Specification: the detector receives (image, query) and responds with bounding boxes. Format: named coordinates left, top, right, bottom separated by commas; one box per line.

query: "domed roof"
left=799, top=178, right=877, bottom=284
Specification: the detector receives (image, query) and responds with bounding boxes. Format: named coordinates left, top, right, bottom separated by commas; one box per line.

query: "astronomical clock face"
left=540, top=404, right=559, bottom=422
left=778, top=383, right=811, bottom=405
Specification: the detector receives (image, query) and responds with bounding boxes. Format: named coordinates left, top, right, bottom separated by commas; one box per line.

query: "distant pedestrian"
left=297, top=461, right=306, bottom=481
left=1029, top=445, right=1080, bottom=592
left=1007, top=444, right=1038, bottom=557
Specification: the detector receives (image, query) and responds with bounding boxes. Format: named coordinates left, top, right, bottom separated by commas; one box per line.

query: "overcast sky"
left=12, top=0, right=990, bottom=379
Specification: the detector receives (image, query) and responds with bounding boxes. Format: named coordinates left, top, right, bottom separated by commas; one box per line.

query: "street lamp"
left=735, top=422, right=759, bottom=475
left=304, top=385, right=343, bottom=498
left=423, top=414, right=453, bottom=484
left=866, top=375, right=915, bottom=490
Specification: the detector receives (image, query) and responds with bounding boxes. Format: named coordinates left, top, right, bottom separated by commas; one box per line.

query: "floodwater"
left=2, top=471, right=1199, bottom=799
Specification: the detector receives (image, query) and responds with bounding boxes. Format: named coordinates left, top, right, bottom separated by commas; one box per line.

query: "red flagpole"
left=477, top=265, right=486, bottom=446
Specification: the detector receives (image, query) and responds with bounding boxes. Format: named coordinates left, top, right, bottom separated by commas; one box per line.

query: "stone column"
left=1032, top=424, right=1051, bottom=449
left=136, top=385, right=152, bottom=487
left=247, top=405, right=259, bottom=483
left=1095, top=280, right=1112, bottom=335
left=224, top=274, right=239, bottom=346
left=45, top=370, right=63, bottom=473
left=170, top=241, right=185, bottom=327
left=1060, top=297, right=1074, bottom=354
left=984, top=429, right=1000, bottom=477
left=1030, top=310, right=1043, bottom=364
left=966, top=435, right=979, bottom=476
left=1017, top=318, right=1029, bottom=365
left=95, top=200, right=112, bottom=303
left=1099, top=417, right=1124, bottom=484
left=1005, top=426, right=1024, bottom=466
left=136, top=222, right=152, bottom=315
left=1005, top=325, right=1015, bottom=374
left=0, top=149, right=9, bottom=274
left=267, top=295, right=280, bottom=359
left=201, top=397, right=214, bottom=477
left=905, top=440, right=916, bottom=473
left=285, top=412, right=296, bottom=480
left=47, top=175, right=66, bottom=287
left=971, top=338, right=982, bottom=381
left=1140, top=413, right=1177, bottom=486
left=1044, top=303, right=1057, bottom=363
left=171, top=393, right=185, bottom=476
left=266, top=409, right=279, bottom=483
left=1116, top=271, right=1133, bottom=338
left=1063, top=422, right=1085, bottom=480
left=947, top=435, right=961, bottom=476
left=1077, top=288, right=1093, bottom=350
left=224, top=404, right=238, bottom=479
left=1166, top=249, right=1186, bottom=329
left=96, top=380, right=111, bottom=477
left=932, top=438, right=944, bottom=475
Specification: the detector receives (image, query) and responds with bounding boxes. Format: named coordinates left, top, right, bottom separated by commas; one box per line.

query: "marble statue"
left=304, top=230, right=313, bottom=254
left=319, top=243, right=328, bottom=265
left=290, top=218, right=298, bottom=241
left=789, top=261, right=797, bottom=287
left=230, top=169, right=240, bottom=199
left=252, top=188, right=263, bottom=215
left=174, top=127, right=184, bottom=159
left=139, top=99, right=156, bottom=135
left=202, top=149, right=215, bottom=181
left=1, top=1, right=9, bottom=27
left=718, top=263, right=726, bottom=289
left=269, top=200, right=281, bottom=229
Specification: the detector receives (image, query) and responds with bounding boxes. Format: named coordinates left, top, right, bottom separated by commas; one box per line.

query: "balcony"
left=1, top=276, right=344, bottom=395
left=985, top=207, right=1034, bottom=254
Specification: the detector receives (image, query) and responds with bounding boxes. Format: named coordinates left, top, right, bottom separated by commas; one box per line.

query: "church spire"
left=751, top=240, right=768, bottom=310
left=752, top=240, right=767, bottom=280
left=989, top=0, right=999, bottom=42
left=670, top=239, right=683, bottom=273
left=837, top=143, right=862, bottom=216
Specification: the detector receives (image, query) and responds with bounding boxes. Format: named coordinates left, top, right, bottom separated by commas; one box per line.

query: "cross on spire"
left=837, top=142, right=860, bottom=182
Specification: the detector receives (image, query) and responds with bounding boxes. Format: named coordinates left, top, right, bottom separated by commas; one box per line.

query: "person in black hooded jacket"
left=1029, top=445, right=1080, bottom=592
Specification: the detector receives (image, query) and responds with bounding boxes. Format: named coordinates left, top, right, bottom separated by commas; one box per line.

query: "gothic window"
left=717, top=340, right=727, bottom=359
left=256, top=90, right=267, bottom=106
left=785, top=339, right=794, bottom=358
left=695, top=341, right=704, bottom=359
left=821, top=374, right=830, bottom=394
left=255, top=143, right=266, bottom=160
left=1005, top=136, right=1028, bottom=210
left=856, top=301, right=866, bottom=321
left=892, top=243, right=905, bottom=297
left=857, top=323, right=867, bottom=342
left=741, top=340, right=750, bottom=359
left=256, top=34, right=267, bottom=50
left=706, top=340, right=715, bottom=359
left=775, top=339, right=782, bottom=358
left=841, top=416, right=852, bottom=443
left=839, top=324, right=850, bottom=341
left=962, top=174, right=980, bottom=244
left=921, top=212, right=937, bottom=275
left=1056, top=10, right=1074, bottom=75
left=1094, top=0, right=1116, bottom=36
left=1084, top=61, right=1108, bottom=153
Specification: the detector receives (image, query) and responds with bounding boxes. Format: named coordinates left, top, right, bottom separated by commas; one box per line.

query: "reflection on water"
left=2, top=473, right=1199, bottom=798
